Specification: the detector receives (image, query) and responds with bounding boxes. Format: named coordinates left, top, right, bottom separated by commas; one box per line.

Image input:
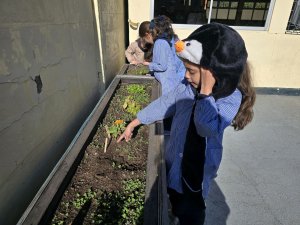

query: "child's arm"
left=194, top=70, right=242, bottom=136
left=194, top=91, right=242, bottom=137
left=148, top=39, right=170, bottom=72
left=117, top=118, right=141, bottom=142
left=136, top=90, right=176, bottom=124
left=117, top=85, right=181, bottom=142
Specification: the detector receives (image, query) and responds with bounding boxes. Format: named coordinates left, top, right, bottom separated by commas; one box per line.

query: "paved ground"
left=165, top=93, right=300, bottom=225
left=204, top=94, right=300, bottom=225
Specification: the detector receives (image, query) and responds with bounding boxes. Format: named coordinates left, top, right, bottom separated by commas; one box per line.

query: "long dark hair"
left=137, top=21, right=153, bottom=62
left=232, top=62, right=256, bottom=130
left=150, top=15, right=175, bottom=43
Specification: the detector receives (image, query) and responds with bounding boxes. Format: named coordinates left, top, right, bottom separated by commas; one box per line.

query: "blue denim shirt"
left=137, top=80, right=242, bottom=198
left=148, top=38, right=185, bottom=95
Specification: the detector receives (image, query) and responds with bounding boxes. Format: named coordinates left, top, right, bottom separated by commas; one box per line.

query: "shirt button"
left=179, top=153, right=183, bottom=158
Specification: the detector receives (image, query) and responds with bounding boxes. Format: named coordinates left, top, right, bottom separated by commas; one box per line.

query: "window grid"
left=207, top=0, right=270, bottom=26
left=154, top=0, right=272, bottom=27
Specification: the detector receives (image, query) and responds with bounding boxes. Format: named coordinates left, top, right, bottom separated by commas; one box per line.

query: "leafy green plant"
left=123, top=96, right=141, bottom=116
left=92, top=178, right=145, bottom=225
left=126, top=84, right=149, bottom=104
left=72, top=188, right=96, bottom=209
left=127, top=84, right=145, bottom=95
left=120, top=178, right=145, bottom=224
left=106, top=120, right=126, bottom=139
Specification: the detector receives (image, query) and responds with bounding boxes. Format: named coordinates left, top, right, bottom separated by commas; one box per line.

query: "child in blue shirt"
left=143, top=15, right=185, bottom=95
left=118, top=23, right=256, bottom=225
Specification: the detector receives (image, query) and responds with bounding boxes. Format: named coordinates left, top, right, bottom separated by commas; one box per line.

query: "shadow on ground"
left=204, top=180, right=230, bottom=225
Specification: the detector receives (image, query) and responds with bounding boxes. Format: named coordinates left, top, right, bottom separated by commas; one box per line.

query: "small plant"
left=72, top=188, right=96, bottom=209
left=123, top=96, right=141, bottom=116
left=126, top=84, right=149, bottom=104
left=120, top=178, right=145, bottom=224
left=92, top=178, right=145, bottom=225
left=127, top=84, right=145, bottom=95
left=106, top=120, right=126, bottom=139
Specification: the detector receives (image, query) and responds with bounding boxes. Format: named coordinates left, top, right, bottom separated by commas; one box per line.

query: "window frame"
left=150, top=0, right=276, bottom=31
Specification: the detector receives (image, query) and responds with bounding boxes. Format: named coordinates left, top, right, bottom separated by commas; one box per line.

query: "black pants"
left=168, top=186, right=206, bottom=225
left=163, top=116, right=173, bottom=132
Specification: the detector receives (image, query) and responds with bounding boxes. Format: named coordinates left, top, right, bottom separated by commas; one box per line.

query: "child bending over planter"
left=118, top=23, right=256, bottom=225
left=142, top=15, right=185, bottom=96
left=125, top=21, right=153, bottom=65
left=143, top=15, right=187, bottom=133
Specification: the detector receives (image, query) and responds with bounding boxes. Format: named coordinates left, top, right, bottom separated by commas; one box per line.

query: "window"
left=286, top=0, right=300, bottom=34
left=153, top=0, right=274, bottom=28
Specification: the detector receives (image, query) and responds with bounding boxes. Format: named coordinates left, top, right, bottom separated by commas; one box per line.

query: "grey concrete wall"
left=98, top=0, right=127, bottom=86
left=0, top=0, right=104, bottom=224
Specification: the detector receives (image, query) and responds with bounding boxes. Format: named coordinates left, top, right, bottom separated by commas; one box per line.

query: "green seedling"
left=106, top=120, right=126, bottom=139
left=126, top=84, right=149, bottom=104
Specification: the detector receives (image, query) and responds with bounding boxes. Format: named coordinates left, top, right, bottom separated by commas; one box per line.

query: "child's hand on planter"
left=117, top=118, right=141, bottom=142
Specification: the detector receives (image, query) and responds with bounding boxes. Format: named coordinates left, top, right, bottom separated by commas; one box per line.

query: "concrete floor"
left=204, top=94, right=300, bottom=225
left=165, top=93, right=300, bottom=225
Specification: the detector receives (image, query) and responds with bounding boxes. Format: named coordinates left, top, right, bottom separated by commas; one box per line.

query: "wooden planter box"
left=19, top=75, right=168, bottom=225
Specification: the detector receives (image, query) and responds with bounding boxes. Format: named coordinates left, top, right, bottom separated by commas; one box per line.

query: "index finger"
left=117, top=134, right=125, bottom=143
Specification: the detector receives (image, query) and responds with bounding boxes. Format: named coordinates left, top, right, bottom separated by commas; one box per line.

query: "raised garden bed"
left=19, top=75, right=168, bottom=225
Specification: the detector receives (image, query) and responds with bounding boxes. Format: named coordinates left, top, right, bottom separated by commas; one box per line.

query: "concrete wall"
left=0, top=0, right=102, bottom=224
left=97, top=0, right=127, bottom=86
left=0, top=0, right=127, bottom=223
left=129, top=0, right=300, bottom=88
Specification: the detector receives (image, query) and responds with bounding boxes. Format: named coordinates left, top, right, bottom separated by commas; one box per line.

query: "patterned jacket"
left=137, top=80, right=242, bottom=197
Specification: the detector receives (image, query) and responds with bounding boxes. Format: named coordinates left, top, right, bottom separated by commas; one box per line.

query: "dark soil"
left=49, top=82, right=153, bottom=225
left=126, top=64, right=150, bottom=75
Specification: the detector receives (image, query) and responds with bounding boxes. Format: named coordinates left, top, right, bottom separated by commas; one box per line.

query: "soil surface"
left=49, top=82, right=153, bottom=225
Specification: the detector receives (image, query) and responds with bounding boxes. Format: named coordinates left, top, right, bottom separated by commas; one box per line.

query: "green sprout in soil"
left=72, top=188, right=97, bottom=209
left=126, top=84, right=149, bottom=104
left=92, top=178, right=145, bottom=225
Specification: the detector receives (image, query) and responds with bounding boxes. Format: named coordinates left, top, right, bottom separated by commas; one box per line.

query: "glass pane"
left=217, top=9, right=229, bottom=19
left=241, top=9, right=253, bottom=20
left=231, top=2, right=238, bottom=8
left=253, top=10, right=264, bottom=20
left=228, top=9, right=237, bottom=20
left=244, top=2, right=254, bottom=9
left=210, top=8, right=217, bottom=19
left=219, top=1, right=230, bottom=8
left=264, top=11, right=268, bottom=20
left=255, top=3, right=266, bottom=9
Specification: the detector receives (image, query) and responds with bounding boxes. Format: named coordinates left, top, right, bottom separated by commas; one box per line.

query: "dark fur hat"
left=176, top=22, right=248, bottom=99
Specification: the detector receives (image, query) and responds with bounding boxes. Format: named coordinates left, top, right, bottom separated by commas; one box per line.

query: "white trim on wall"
left=265, top=0, right=277, bottom=30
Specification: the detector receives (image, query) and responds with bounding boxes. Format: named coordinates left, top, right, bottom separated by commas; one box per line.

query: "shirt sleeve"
left=193, top=89, right=242, bottom=137
left=137, top=86, right=178, bottom=124
left=148, top=39, right=170, bottom=72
